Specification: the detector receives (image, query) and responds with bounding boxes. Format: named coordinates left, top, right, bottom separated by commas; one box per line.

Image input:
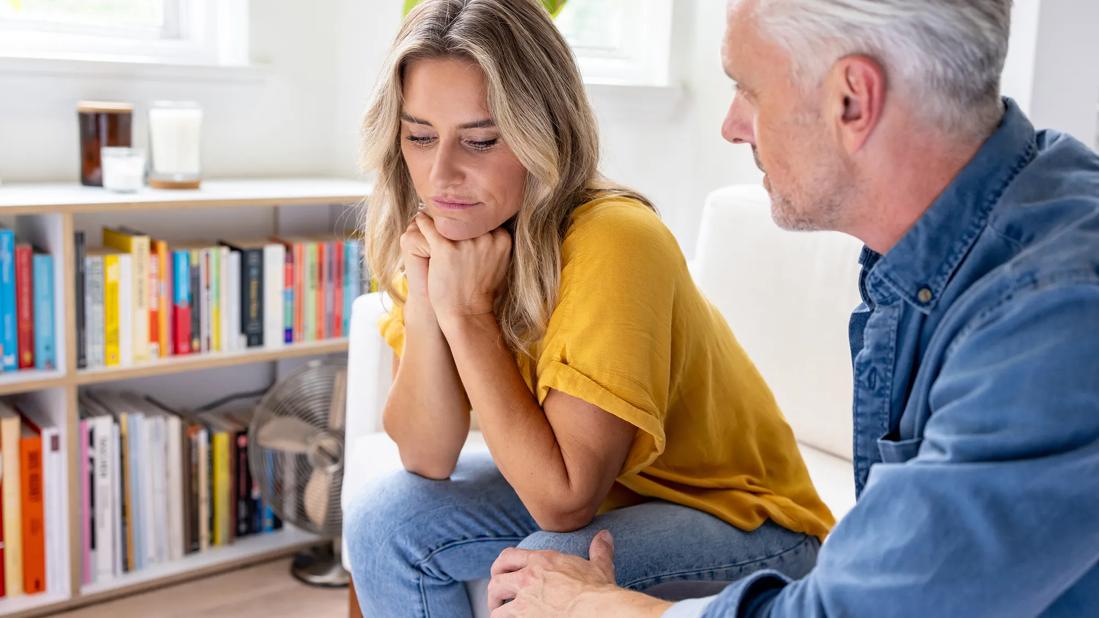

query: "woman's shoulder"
left=566, top=195, right=677, bottom=254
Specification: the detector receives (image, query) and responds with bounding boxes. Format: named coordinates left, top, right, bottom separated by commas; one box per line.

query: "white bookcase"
left=0, top=178, right=372, bottom=617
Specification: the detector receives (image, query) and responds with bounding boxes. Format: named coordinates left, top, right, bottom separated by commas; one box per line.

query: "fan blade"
left=303, top=467, right=331, bottom=529
left=256, top=416, right=315, bottom=454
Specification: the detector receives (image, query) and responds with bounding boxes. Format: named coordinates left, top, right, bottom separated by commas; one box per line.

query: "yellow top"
left=380, top=197, right=835, bottom=540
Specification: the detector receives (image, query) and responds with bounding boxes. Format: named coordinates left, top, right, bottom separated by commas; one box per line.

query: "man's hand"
left=487, top=531, right=672, bottom=617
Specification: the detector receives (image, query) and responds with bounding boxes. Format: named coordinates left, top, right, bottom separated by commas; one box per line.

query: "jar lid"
left=77, top=100, right=134, bottom=113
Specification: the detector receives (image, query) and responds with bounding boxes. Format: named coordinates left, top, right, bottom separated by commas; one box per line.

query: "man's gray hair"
left=752, top=0, right=1012, bottom=135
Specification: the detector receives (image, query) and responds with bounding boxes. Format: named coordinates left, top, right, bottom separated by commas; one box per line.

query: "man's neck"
left=849, top=120, right=997, bottom=255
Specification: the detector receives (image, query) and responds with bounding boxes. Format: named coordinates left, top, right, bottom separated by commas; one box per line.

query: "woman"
left=345, top=0, right=834, bottom=615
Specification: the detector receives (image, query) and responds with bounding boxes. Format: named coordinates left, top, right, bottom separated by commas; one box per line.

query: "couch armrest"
left=345, top=292, right=394, bottom=445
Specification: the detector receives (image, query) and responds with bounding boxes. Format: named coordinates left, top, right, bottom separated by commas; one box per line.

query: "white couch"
left=341, top=184, right=863, bottom=615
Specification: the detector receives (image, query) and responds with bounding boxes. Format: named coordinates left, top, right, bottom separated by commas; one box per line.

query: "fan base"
left=290, top=544, right=350, bottom=588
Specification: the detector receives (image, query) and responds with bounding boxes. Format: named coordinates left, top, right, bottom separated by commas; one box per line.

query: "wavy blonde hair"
left=362, top=0, right=653, bottom=354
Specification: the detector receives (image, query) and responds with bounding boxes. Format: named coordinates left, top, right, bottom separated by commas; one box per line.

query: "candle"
left=148, top=101, right=202, bottom=189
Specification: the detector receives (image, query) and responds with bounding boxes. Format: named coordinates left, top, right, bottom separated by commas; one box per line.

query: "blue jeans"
left=345, top=452, right=819, bottom=617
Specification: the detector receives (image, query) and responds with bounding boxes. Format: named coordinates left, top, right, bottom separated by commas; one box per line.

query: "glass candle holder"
left=78, top=100, right=134, bottom=187
left=101, top=147, right=146, bottom=193
left=148, top=101, right=203, bottom=190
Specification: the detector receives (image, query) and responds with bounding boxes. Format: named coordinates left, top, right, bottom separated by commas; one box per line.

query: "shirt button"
left=917, top=287, right=933, bottom=304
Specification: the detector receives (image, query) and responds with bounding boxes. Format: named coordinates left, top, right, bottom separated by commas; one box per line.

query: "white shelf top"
left=0, top=177, right=374, bottom=214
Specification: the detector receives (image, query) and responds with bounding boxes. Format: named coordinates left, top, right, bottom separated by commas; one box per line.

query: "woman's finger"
left=414, top=212, right=449, bottom=247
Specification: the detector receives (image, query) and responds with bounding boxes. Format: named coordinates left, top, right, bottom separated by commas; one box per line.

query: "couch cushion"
left=692, top=186, right=863, bottom=461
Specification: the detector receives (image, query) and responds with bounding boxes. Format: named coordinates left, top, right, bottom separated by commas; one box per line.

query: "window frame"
left=559, top=0, right=675, bottom=88
left=0, top=0, right=248, bottom=67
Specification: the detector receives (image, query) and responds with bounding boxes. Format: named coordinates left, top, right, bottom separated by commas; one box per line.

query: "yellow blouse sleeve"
left=378, top=278, right=408, bottom=357
left=534, top=202, right=680, bottom=476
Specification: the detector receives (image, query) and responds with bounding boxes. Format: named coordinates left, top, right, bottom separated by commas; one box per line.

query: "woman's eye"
left=405, top=135, right=436, bottom=147
left=465, top=138, right=498, bottom=152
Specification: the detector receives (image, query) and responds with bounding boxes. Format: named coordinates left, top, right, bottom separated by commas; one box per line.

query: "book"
left=103, top=227, right=150, bottom=363
left=79, top=393, right=117, bottom=582
left=228, top=250, right=241, bottom=351
left=0, top=402, right=23, bottom=595
left=283, top=245, right=294, bottom=344
left=117, top=253, right=133, bottom=367
left=219, top=240, right=268, bottom=348
left=98, top=249, right=123, bottom=367
left=21, top=407, right=64, bottom=597
left=84, top=251, right=106, bottom=369
left=0, top=227, right=17, bottom=371
left=17, top=410, right=45, bottom=594
left=15, top=244, right=33, bottom=370
left=171, top=249, right=191, bottom=356
left=211, top=247, right=221, bottom=352
left=78, top=418, right=92, bottom=584
left=75, top=231, right=87, bottom=369
left=153, top=238, right=172, bottom=359
left=32, top=253, right=55, bottom=370
left=263, top=243, right=284, bottom=349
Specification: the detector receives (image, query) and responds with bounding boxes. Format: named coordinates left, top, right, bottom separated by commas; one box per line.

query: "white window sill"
left=0, top=55, right=268, bottom=83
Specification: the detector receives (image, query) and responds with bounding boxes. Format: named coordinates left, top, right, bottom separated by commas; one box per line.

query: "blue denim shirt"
left=668, top=99, right=1099, bottom=617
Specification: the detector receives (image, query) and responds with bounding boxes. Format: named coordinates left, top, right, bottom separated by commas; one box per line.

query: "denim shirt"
left=668, top=99, right=1099, bottom=617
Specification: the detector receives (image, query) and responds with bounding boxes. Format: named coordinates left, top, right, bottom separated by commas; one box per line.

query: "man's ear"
left=827, top=55, right=886, bottom=154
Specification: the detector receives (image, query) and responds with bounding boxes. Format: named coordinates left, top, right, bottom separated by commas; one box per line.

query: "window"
left=0, top=0, right=248, bottom=66
left=555, top=0, right=674, bottom=87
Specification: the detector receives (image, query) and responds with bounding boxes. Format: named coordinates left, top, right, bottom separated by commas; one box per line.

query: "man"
left=486, top=0, right=1099, bottom=616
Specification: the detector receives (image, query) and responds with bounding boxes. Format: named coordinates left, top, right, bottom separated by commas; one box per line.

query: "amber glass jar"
left=77, top=101, right=134, bottom=186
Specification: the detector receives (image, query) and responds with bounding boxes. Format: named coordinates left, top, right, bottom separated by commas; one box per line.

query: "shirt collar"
left=863, top=97, right=1038, bottom=313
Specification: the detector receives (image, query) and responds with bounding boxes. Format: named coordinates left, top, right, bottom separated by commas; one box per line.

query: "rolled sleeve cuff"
left=662, top=596, right=719, bottom=618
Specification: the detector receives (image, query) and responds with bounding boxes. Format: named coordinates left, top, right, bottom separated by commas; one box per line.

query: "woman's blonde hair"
left=361, top=0, right=653, bottom=354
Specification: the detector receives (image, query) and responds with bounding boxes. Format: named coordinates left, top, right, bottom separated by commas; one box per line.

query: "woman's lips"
left=432, top=198, right=481, bottom=210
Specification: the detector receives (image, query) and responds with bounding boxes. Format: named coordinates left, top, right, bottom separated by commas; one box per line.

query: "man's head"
left=722, top=0, right=1012, bottom=236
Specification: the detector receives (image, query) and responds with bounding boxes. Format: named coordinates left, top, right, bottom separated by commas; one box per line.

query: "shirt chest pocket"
left=876, top=435, right=924, bottom=464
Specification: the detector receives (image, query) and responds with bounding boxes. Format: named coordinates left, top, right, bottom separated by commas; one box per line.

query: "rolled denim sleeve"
left=696, top=282, right=1099, bottom=617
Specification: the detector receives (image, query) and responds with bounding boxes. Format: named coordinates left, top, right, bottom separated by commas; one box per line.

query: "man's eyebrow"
left=399, top=112, right=496, bottom=130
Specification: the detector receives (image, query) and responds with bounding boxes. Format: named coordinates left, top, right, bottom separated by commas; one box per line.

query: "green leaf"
left=403, top=0, right=567, bottom=18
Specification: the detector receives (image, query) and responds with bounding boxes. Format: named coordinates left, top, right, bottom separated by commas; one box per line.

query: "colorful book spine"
left=343, top=240, right=360, bottom=336
left=211, top=248, right=221, bottom=352
left=240, top=249, right=264, bottom=348
left=75, top=231, right=87, bottom=369
left=211, top=431, right=229, bottom=546
left=19, top=416, right=45, bottom=593
left=283, top=247, right=294, bottom=344
left=15, top=244, right=33, bottom=370
left=0, top=228, right=16, bottom=371
left=189, top=250, right=200, bottom=354
left=304, top=243, right=317, bottom=343
left=172, top=250, right=191, bottom=355
left=293, top=243, right=305, bottom=343
left=103, top=254, right=121, bottom=367
left=154, top=240, right=172, bottom=359
left=148, top=252, right=160, bottom=358
left=32, top=253, right=56, bottom=370
left=103, top=228, right=150, bottom=363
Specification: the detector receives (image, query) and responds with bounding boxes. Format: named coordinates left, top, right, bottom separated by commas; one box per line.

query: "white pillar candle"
left=148, top=102, right=202, bottom=180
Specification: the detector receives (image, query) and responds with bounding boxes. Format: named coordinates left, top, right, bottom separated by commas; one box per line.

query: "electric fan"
left=250, top=359, right=350, bottom=587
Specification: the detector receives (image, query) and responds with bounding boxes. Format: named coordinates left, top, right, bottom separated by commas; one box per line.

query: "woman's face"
left=399, top=57, right=528, bottom=241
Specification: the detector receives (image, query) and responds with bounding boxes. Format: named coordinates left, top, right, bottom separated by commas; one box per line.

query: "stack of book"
left=76, top=229, right=371, bottom=369
left=77, top=392, right=283, bottom=584
left=0, top=226, right=56, bottom=373
left=0, top=400, right=66, bottom=598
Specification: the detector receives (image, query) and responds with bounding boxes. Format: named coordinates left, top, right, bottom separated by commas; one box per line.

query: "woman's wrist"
left=404, top=296, right=440, bottom=330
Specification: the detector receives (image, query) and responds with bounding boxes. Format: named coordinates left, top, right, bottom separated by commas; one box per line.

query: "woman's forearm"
left=383, top=301, right=471, bottom=479
left=439, top=313, right=595, bottom=531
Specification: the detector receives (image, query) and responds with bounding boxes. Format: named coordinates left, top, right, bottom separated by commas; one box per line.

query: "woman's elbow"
left=529, top=503, right=599, bottom=533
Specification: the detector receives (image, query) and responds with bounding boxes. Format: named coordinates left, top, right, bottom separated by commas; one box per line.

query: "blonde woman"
left=344, top=0, right=833, bottom=615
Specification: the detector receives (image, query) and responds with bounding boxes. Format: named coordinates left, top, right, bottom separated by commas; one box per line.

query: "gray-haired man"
left=486, top=0, right=1099, bottom=615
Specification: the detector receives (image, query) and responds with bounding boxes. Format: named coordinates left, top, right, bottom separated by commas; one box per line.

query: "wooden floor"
left=55, top=558, right=348, bottom=618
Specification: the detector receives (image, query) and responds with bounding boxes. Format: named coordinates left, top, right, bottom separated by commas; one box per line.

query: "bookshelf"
left=0, top=178, right=373, bottom=617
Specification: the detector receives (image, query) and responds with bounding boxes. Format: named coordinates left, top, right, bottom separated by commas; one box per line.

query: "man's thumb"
left=589, top=530, right=615, bottom=575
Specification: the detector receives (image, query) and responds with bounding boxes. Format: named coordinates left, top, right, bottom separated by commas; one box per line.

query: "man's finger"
left=588, top=530, right=615, bottom=577
left=491, top=547, right=532, bottom=576
left=486, top=570, right=522, bottom=610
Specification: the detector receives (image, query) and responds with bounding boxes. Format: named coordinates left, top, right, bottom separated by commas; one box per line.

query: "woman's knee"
left=517, top=528, right=599, bottom=558
left=345, top=468, right=448, bottom=558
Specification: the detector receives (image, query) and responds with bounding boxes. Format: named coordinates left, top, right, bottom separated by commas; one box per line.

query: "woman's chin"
left=434, top=218, right=488, bottom=241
